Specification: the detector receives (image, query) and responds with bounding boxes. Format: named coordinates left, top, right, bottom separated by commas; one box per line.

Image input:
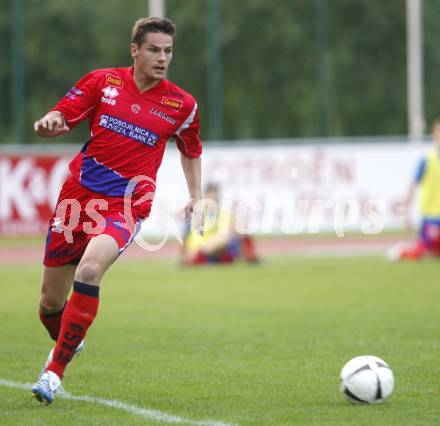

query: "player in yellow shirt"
left=181, top=183, right=260, bottom=265
left=391, top=119, right=440, bottom=260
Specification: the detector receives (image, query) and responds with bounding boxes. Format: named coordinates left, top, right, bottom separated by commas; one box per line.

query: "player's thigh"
left=40, top=264, right=76, bottom=311
left=74, top=234, right=120, bottom=285
left=200, top=233, right=232, bottom=254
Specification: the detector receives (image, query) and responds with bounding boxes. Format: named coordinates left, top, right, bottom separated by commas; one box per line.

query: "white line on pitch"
left=0, top=378, right=238, bottom=426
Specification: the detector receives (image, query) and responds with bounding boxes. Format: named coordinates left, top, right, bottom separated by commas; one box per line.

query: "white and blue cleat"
left=32, top=370, right=61, bottom=404
left=32, top=340, right=85, bottom=404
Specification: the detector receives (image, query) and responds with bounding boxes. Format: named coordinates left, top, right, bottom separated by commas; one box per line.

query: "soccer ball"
left=340, top=355, right=394, bottom=404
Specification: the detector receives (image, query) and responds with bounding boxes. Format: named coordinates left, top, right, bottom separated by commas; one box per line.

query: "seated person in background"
left=181, top=183, right=260, bottom=265
left=389, top=119, right=440, bottom=261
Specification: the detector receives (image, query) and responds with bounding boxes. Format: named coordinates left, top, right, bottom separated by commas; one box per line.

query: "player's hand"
left=183, top=197, right=204, bottom=236
left=34, top=111, right=70, bottom=138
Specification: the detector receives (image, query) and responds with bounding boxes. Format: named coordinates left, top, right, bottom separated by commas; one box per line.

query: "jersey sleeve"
left=51, top=71, right=101, bottom=129
left=173, top=103, right=202, bottom=158
left=414, top=157, right=426, bottom=183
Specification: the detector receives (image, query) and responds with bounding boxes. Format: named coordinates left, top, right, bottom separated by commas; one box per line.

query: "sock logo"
left=57, top=323, right=84, bottom=362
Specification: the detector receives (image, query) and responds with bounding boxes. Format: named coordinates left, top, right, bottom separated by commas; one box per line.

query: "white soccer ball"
left=340, top=355, right=394, bottom=404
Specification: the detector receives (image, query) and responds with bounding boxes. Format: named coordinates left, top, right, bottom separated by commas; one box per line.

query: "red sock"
left=401, top=240, right=427, bottom=260
left=46, top=281, right=99, bottom=378
left=39, top=302, right=66, bottom=341
left=240, top=236, right=260, bottom=262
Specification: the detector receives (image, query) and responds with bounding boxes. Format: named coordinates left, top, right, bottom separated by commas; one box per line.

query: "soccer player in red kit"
left=32, top=17, right=203, bottom=403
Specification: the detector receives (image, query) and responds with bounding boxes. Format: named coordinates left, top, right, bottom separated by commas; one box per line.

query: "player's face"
left=131, top=32, right=173, bottom=81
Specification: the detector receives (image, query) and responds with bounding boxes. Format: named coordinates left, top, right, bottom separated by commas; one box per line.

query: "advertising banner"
left=0, top=154, right=72, bottom=235
left=0, top=142, right=428, bottom=237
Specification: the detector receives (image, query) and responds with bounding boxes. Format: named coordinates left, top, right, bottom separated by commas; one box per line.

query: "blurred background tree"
left=1, top=0, right=439, bottom=143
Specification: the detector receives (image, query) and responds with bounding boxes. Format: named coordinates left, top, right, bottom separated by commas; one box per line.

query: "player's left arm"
left=180, top=154, right=203, bottom=233
left=173, top=101, right=203, bottom=233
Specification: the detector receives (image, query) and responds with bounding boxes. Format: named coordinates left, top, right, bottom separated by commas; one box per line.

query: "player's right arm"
left=403, top=181, right=417, bottom=230
left=34, top=111, right=70, bottom=138
left=34, top=71, right=101, bottom=138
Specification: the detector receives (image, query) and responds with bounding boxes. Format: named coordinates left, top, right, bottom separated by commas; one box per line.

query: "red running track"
left=0, top=235, right=413, bottom=265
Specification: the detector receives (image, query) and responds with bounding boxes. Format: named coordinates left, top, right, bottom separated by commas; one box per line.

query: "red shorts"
left=44, top=175, right=149, bottom=267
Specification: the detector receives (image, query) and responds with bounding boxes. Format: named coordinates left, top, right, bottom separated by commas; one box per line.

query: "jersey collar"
left=128, top=66, right=167, bottom=95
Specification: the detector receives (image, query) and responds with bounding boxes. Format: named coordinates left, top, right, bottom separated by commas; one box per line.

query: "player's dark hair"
left=132, top=17, right=176, bottom=46
left=432, top=117, right=440, bottom=129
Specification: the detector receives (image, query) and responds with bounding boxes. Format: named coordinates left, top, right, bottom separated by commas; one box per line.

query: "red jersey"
left=52, top=66, right=202, bottom=209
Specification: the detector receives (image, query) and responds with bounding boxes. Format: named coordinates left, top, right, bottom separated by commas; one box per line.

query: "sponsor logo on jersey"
left=101, top=86, right=119, bottom=106
left=99, top=114, right=159, bottom=147
left=66, top=86, right=83, bottom=100
left=131, top=104, right=141, bottom=114
left=102, top=86, right=119, bottom=98
left=106, top=73, right=124, bottom=88
left=161, top=97, right=183, bottom=111
left=149, top=108, right=176, bottom=125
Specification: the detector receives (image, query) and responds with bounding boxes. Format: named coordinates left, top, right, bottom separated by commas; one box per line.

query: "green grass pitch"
left=1, top=255, right=440, bottom=425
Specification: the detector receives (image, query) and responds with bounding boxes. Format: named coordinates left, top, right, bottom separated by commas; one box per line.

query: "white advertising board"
left=143, top=142, right=428, bottom=238
left=0, top=141, right=429, bottom=237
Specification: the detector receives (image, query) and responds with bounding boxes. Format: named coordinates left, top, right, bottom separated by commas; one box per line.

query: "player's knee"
left=39, top=292, right=64, bottom=313
left=75, top=261, right=102, bottom=284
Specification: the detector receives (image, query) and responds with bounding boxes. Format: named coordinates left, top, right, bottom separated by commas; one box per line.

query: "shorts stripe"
left=119, top=220, right=142, bottom=254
